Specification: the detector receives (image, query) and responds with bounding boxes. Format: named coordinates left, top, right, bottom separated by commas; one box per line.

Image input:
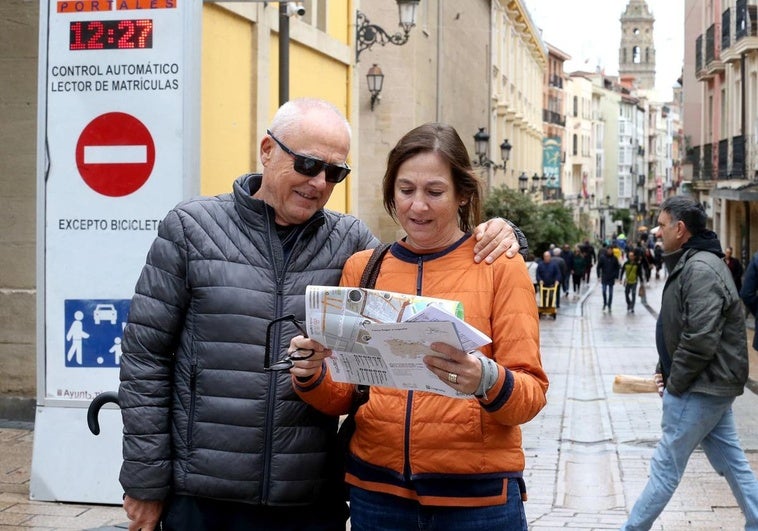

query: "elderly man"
left=622, top=195, right=758, bottom=530
left=536, top=250, right=561, bottom=310
left=118, top=98, right=527, bottom=531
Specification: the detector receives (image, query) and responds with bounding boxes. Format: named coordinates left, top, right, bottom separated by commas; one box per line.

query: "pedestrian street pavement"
left=523, top=275, right=758, bottom=530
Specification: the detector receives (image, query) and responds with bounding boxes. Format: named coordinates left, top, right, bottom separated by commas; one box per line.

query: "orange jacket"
left=294, top=236, right=548, bottom=507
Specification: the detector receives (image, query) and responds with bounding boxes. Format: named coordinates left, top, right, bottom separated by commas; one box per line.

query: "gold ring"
left=448, top=372, right=458, bottom=384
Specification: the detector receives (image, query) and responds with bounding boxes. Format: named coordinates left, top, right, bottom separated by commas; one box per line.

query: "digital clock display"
left=70, top=19, right=153, bottom=51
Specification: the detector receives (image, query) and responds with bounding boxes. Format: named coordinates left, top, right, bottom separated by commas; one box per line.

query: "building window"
left=633, top=46, right=641, bottom=64
left=573, top=134, right=578, bottom=156
left=573, top=96, right=578, bottom=117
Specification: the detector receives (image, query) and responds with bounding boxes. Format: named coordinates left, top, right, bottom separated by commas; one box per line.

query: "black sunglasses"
left=267, top=129, right=351, bottom=184
left=264, top=314, right=314, bottom=372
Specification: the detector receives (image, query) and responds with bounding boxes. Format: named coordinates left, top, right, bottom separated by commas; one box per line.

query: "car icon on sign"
left=93, top=304, right=118, bottom=325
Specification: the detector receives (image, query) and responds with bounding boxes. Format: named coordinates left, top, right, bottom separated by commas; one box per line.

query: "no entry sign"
left=75, top=112, right=155, bottom=197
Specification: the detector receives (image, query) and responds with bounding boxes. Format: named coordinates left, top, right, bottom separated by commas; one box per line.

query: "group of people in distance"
left=115, top=97, right=758, bottom=531
left=527, top=240, right=597, bottom=310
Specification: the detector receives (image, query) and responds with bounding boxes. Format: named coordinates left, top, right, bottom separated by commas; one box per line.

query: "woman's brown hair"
left=382, top=122, right=482, bottom=232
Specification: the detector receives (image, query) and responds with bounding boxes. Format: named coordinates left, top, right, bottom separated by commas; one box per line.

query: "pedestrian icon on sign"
left=109, top=337, right=123, bottom=365
left=65, top=310, right=89, bottom=365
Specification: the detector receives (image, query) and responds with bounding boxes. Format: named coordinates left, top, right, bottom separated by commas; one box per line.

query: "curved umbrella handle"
left=87, top=391, right=120, bottom=435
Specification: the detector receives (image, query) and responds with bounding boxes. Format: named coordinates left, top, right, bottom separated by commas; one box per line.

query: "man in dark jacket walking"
left=118, top=98, right=526, bottom=531
left=596, top=246, right=620, bottom=312
left=622, top=196, right=758, bottom=530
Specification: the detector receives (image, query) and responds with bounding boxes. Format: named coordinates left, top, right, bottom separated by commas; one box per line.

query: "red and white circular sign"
left=75, top=112, right=155, bottom=197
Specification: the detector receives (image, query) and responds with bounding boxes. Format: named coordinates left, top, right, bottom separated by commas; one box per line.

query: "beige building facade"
left=686, top=0, right=758, bottom=264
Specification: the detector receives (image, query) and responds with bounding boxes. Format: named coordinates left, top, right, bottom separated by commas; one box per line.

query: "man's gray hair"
left=660, top=195, right=707, bottom=235
left=268, top=98, right=351, bottom=140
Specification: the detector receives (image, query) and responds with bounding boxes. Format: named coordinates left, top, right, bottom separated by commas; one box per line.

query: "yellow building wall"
left=198, top=3, right=353, bottom=213
left=200, top=5, right=255, bottom=196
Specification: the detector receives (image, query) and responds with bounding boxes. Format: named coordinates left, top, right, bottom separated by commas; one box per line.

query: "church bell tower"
left=619, top=0, right=656, bottom=90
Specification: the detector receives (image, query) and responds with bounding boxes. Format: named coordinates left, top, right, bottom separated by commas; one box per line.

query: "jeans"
left=622, top=390, right=758, bottom=531
left=601, top=281, right=614, bottom=308
left=624, top=282, right=637, bottom=309
left=349, top=480, right=527, bottom=531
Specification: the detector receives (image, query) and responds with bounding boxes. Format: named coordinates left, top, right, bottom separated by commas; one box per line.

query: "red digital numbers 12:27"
left=70, top=19, right=153, bottom=51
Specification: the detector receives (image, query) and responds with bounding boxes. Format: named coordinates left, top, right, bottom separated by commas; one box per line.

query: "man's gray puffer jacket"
left=118, top=173, right=378, bottom=506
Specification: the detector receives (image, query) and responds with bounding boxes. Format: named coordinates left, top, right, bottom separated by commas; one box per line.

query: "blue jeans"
left=602, top=281, right=614, bottom=307
left=624, top=282, right=637, bottom=309
left=622, top=390, right=758, bottom=530
left=349, top=480, right=527, bottom=531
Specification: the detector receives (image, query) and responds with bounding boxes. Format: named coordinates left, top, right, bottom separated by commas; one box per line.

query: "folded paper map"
left=304, top=286, right=491, bottom=398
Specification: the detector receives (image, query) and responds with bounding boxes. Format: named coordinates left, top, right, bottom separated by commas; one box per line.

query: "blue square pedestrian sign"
left=64, top=299, right=131, bottom=368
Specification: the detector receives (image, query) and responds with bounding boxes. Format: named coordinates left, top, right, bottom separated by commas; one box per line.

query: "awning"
left=711, top=180, right=758, bottom=201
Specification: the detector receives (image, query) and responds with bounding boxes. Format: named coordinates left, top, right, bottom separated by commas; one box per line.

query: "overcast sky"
left=524, top=0, right=684, bottom=101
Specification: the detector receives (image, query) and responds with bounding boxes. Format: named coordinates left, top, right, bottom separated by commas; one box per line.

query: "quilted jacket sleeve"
left=118, top=209, right=191, bottom=501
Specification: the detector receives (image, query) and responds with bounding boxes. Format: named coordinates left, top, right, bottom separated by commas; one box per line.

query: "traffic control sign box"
left=33, top=0, right=201, bottom=504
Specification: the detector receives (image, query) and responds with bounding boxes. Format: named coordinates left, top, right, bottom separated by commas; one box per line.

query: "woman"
left=289, top=123, right=548, bottom=530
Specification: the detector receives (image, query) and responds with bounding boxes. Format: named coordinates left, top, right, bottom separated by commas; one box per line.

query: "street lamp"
left=500, top=139, right=512, bottom=174
left=356, top=0, right=420, bottom=62
left=366, top=64, right=384, bottom=111
left=518, top=172, right=529, bottom=193
left=531, top=172, right=540, bottom=193
left=472, top=129, right=511, bottom=174
left=473, top=127, right=490, bottom=164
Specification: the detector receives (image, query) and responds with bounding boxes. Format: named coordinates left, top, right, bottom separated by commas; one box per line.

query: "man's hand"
left=289, top=335, right=331, bottom=380
left=473, top=218, right=520, bottom=264
left=653, top=373, right=665, bottom=397
left=123, top=495, right=163, bottom=531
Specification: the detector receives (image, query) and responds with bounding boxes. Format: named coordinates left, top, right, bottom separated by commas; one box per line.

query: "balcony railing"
left=542, top=109, right=566, bottom=126
left=703, top=143, right=714, bottom=180
left=718, top=138, right=729, bottom=178
left=732, top=135, right=745, bottom=178
left=706, top=23, right=716, bottom=64
left=695, top=34, right=703, bottom=72
left=691, top=145, right=702, bottom=181
left=736, top=0, right=758, bottom=40
left=723, top=8, right=731, bottom=50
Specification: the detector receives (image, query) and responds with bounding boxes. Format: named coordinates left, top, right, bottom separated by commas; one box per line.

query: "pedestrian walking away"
left=560, top=243, right=574, bottom=297
left=724, top=245, right=744, bottom=291
left=597, top=246, right=620, bottom=312
left=620, top=250, right=640, bottom=313
left=117, top=98, right=527, bottom=531
left=622, top=195, right=758, bottom=531
left=580, top=239, right=596, bottom=283
left=571, top=243, right=587, bottom=296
